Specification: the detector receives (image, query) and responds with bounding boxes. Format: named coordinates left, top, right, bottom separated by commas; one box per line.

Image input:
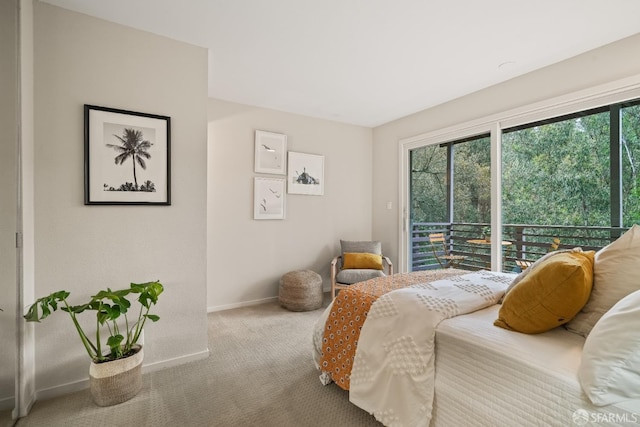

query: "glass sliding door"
left=403, top=92, right=640, bottom=275
left=408, top=135, right=490, bottom=271
left=409, top=144, right=448, bottom=271
left=410, top=144, right=448, bottom=224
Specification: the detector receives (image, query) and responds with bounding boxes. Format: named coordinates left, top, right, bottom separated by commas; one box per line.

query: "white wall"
left=33, top=3, right=209, bottom=395
left=207, top=99, right=373, bottom=310
left=0, top=0, right=18, bottom=413
left=372, top=33, right=640, bottom=269
left=19, top=0, right=36, bottom=416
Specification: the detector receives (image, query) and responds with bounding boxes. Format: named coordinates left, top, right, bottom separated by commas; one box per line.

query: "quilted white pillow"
left=578, top=289, right=640, bottom=406
left=566, top=224, right=640, bottom=337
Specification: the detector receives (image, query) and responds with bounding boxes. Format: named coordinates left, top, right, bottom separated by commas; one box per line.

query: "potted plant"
left=24, top=280, right=163, bottom=406
left=482, top=226, right=491, bottom=242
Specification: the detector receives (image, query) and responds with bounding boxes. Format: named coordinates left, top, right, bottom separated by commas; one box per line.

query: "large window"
left=405, top=98, right=640, bottom=273
left=410, top=144, right=447, bottom=223
left=410, top=135, right=490, bottom=225
left=502, top=102, right=640, bottom=228
left=622, top=103, right=640, bottom=227
left=502, top=109, right=611, bottom=227
left=453, top=136, right=490, bottom=224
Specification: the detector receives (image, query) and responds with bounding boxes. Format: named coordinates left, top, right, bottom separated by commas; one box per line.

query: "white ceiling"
left=40, top=0, right=640, bottom=127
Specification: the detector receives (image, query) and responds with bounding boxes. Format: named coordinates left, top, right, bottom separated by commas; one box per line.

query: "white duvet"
left=348, top=270, right=514, bottom=427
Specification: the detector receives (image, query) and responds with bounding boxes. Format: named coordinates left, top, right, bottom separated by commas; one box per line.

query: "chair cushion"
left=340, top=240, right=382, bottom=256
left=336, top=269, right=386, bottom=285
left=342, top=252, right=383, bottom=270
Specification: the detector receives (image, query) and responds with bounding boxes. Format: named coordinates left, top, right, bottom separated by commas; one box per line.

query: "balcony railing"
left=412, top=222, right=627, bottom=272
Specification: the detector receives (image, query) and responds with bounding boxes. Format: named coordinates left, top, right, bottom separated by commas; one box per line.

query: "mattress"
left=432, top=305, right=640, bottom=427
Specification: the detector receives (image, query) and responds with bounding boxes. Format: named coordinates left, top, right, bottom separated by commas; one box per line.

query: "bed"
left=432, top=305, right=638, bottom=426
left=313, top=226, right=640, bottom=427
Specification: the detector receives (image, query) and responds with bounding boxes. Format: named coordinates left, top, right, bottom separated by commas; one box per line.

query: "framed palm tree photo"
left=84, top=104, right=170, bottom=205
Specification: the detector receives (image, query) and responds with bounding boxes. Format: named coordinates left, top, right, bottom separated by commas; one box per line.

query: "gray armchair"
left=330, top=240, right=393, bottom=300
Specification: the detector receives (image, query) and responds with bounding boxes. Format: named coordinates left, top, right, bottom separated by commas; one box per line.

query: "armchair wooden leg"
left=331, top=256, right=342, bottom=301
left=330, top=259, right=338, bottom=300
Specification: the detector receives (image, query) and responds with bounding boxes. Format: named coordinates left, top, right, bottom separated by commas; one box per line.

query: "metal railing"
left=411, top=222, right=627, bottom=272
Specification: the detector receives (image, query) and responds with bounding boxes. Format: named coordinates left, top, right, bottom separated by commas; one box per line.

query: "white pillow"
left=566, top=224, right=640, bottom=337
left=578, top=289, right=640, bottom=406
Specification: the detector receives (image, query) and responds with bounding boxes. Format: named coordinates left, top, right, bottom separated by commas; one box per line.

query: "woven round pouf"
left=279, top=270, right=323, bottom=311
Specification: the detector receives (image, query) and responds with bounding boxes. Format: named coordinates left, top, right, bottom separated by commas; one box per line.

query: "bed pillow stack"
left=565, top=224, right=640, bottom=337
left=494, top=250, right=594, bottom=334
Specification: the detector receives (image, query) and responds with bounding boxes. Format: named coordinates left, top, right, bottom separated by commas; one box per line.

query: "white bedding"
left=312, top=274, right=640, bottom=426
left=348, top=271, right=513, bottom=426
left=432, top=305, right=640, bottom=427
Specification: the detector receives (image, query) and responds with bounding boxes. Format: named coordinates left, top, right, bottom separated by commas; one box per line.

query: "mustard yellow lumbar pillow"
left=342, top=252, right=383, bottom=270
left=494, top=251, right=595, bottom=334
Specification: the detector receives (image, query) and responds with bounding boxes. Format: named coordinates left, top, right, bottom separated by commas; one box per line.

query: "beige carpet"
left=16, top=296, right=381, bottom=426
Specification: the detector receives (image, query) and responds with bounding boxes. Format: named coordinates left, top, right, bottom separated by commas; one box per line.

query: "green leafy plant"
left=24, top=281, right=163, bottom=363
left=481, top=226, right=491, bottom=242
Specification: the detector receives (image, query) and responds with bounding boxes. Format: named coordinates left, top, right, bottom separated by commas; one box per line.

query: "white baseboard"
left=34, top=349, right=210, bottom=402
left=0, top=395, right=14, bottom=411
left=1, top=391, right=36, bottom=417
left=207, top=296, right=278, bottom=313
left=142, top=349, right=210, bottom=373
left=36, top=378, right=88, bottom=402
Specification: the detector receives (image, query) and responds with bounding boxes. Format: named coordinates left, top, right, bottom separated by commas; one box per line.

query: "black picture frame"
left=84, top=104, right=171, bottom=205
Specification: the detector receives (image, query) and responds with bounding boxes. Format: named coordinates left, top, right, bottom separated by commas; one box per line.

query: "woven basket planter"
left=89, top=345, right=143, bottom=406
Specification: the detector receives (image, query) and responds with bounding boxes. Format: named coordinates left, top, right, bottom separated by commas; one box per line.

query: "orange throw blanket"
left=319, top=269, right=466, bottom=390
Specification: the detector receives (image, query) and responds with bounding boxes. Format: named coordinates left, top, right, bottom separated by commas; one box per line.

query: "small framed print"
left=287, top=152, right=324, bottom=196
left=254, top=177, right=286, bottom=220
left=84, top=104, right=170, bottom=205
left=254, top=130, right=287, bottom=175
